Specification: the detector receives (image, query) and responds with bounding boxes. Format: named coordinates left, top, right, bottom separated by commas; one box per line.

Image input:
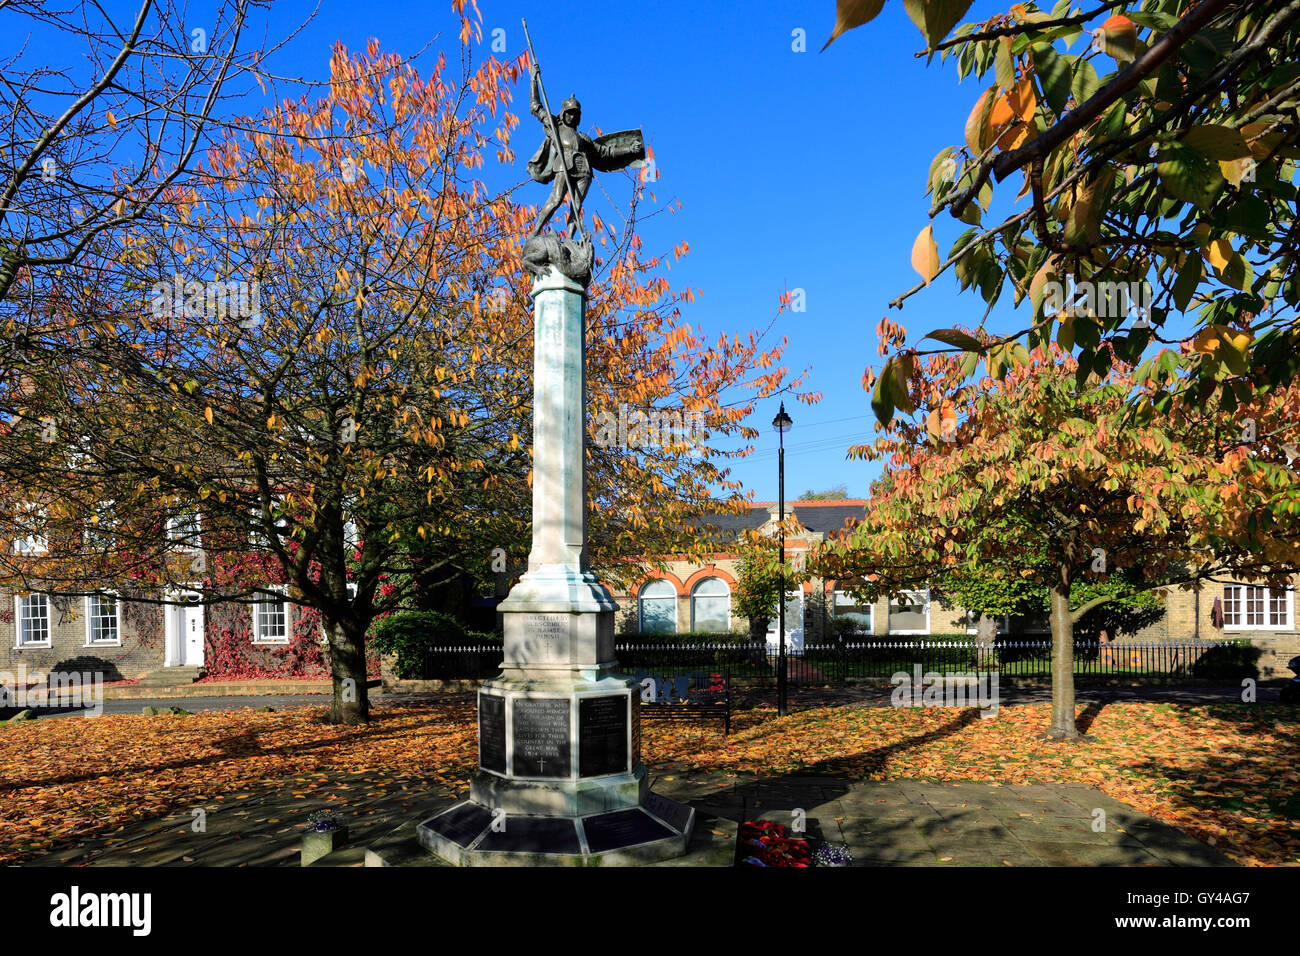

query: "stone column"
left=494, top=267, right=618, bottom=680
left=413, top=262, right=695, bottom=866
left=527, top=267, right=587, bottom=571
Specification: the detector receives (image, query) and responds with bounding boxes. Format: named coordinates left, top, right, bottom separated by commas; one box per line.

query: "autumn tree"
left=2, top=9, right=806, bottom=723
left=732, top=532, right=783, bottom=640
left=824, top=0, right=1300, bottom=420
left=0, top=1, right=304, bottom=446
left=817, top=343, right=1300, bottom=738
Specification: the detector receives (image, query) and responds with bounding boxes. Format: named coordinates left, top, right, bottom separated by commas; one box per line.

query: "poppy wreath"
left=738, top=820, right=811, bottom=867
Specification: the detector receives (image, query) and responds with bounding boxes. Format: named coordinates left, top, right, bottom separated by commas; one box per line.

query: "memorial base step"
left=409, top=792, right=695, bottom=866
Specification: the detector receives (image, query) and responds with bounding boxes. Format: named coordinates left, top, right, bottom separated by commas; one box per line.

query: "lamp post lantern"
left=772, top=402, right=793, bottom=717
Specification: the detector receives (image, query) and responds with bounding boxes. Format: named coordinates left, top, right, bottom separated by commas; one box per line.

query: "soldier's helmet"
left=560, top=95, right=581, bottom=124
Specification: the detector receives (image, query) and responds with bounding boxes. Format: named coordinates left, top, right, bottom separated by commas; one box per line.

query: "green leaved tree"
left=732, top=530, right=813, bottom=641
left=938, top=515, right=1166, bottom=640
left=825, top=0, right=1300, bottom=420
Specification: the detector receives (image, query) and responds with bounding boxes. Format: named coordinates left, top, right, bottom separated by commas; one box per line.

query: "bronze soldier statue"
left=525, top=60, right=645, bottom=242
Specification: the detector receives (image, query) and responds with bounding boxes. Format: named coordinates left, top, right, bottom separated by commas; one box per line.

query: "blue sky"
left=276, top=0, right=1003, bottom=504
left=13, top=0, right=1167, bottom=502
left=228, top=0, right=1036, bottom=502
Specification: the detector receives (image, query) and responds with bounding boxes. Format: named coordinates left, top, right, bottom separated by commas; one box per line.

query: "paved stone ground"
left=651, top=774, right=1235, bottom=867
left=23, top=694, right=327, bottom=719
left=31, top=767, right=1233, bottom=867
left=17, top=688, right=1255, bottom=866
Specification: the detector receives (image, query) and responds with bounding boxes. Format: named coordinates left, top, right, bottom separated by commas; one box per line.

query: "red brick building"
left=608, top=499, right=1300, bottom=678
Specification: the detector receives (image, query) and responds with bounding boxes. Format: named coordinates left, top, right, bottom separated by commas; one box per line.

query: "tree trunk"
left=325, top=618, right=370, bottom=725
left=976, top=613, right=996, bottom=669
left=1046, top=575, right=1079, bottom=739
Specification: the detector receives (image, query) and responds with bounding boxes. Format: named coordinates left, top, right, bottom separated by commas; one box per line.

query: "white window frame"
left=12, top=502, right=48, bottom=555
left=84, top=500, right=115, bottom=550
left=689, top=577, right=731, bottom=633
left=14, top=593, right=52, bottom=647
left=252, top=586, right=290, bottom=644
left=1223, top=585, right=1294, bottom=630
left=889, top=588, right=931, bottom=635
left=638, top=579, right=678, bottom=635
left=84, top=592, right=122, bottom=646
left=166, top=509, right=202, bottom=551
left=833, top=589, right=874, bottom=635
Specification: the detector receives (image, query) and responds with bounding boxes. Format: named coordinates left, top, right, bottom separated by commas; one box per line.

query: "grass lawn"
left=0, top=699, right=1296, bottom=866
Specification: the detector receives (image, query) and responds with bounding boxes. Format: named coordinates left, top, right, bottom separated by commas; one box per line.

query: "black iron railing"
left=406, top=637, right=1252, bottom=682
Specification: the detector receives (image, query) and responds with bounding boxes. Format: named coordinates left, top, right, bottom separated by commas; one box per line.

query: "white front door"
left=165, top=589, right=205, bottom=667
left=766, top=591, right=805, bottom=656
left=182, top=598, right=204, bottom=667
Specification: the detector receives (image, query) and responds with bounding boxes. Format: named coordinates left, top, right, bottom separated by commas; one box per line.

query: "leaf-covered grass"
left=657, top=701, right=1300, bottom=867
left=1, top=700, right=1296, bottom=866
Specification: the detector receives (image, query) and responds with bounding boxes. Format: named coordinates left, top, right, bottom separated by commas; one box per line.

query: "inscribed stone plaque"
left=426, top=803, right=493, bottom=848
left=478, top=693, right=506, bottom=774
left=643, top=792, right=693, bottom=833
left=512, top=697, right=571, bottom=777
left=579, top=694, right=628, bottom=777
left=582, top=808, right=674, bottom=853
left=521, top=613, right=568, bottom=663
left=476, top=817, right=581, bottom=854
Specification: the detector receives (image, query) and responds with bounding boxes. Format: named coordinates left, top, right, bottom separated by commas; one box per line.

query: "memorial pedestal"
left=416, top=657, right=695, bottom=865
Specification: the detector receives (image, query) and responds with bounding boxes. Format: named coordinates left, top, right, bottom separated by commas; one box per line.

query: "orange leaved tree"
left=817, top=340, right=1300, bottom=738
left=2, top=12, right=806, bottom=722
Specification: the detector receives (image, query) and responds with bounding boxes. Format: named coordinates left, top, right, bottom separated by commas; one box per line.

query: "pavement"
left=653, top=774, right=1235, bottom=867
left=4, top=694, right=328, bottom=720
left=30, top=769, right=459, bottom=868
left=6, top=681, right=1267, bottom=867
left=29, top=765, right=1235, bottom=868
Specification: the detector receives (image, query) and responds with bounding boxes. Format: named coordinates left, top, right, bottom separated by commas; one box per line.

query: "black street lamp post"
left=772, top=402, right=793, bottom=717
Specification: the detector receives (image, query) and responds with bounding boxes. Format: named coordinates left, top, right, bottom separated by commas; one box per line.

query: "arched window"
left=638, top=579, right=677, bottom=634
left=691, top=577, right=731, bottom=633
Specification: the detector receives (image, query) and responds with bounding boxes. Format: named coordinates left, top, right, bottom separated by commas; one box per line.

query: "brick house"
left=0, top=581, right=329, bottom=684
left=608, top=498, right=1300, bottom=678
left=0, top=502, right=329, bottom=683
left=5, top=496, right=1298, bottom=682
left=2, top=589, right=167, bottom=684
left=607, top=499, right=984, bottom=647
